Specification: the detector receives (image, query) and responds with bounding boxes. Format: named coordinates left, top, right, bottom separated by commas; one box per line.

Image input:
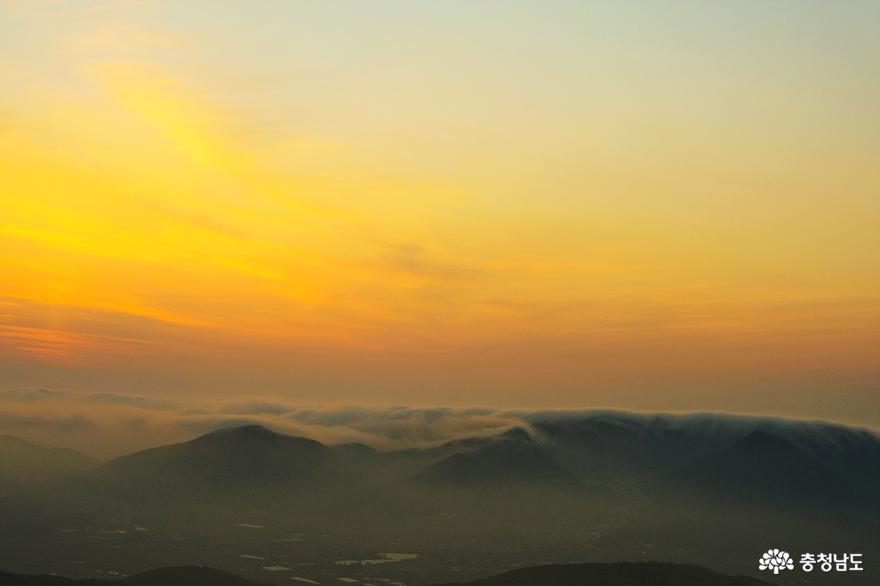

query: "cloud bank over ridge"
left=1, top=388, right=877, bottom=459
left=0, top=389, right=524, bottom=457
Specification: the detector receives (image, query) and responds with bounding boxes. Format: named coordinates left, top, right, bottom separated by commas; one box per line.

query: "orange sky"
left=1, top=1, right=878, bottom=427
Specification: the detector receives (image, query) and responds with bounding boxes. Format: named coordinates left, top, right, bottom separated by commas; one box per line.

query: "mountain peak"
left=736, top=429, right=793, bottom=449
left=416, top=427, right=579, bottom=489
left=499, top=426, right=534, bottom=442
left=194, top=424, right=320, bottom=444
left=203, top=424, right=279, bottom=438
left=104, top=424, right=329, bottom=492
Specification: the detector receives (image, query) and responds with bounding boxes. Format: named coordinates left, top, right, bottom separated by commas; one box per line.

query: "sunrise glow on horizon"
left=2, top=1, right=878, bottom=427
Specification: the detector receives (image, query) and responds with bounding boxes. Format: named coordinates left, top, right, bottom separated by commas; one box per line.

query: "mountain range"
left=0, top=411, right=877, bottom=585
left=4, top=411, right=880, bottom=513
left=0, top=435, right=96, bottom=491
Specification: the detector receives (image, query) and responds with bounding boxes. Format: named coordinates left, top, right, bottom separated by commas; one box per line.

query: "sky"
left=1, top=1, right=878, bottom=435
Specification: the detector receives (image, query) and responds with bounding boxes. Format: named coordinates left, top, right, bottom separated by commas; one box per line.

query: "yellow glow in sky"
left=1, top=1, right=878, bottom=426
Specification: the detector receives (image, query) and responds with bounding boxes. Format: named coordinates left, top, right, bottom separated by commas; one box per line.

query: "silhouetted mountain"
left=102, top=425, right=330, bottom=491
left=0, top=436, right=97, bottom=490
left=528, top=411, right=880, bottom=500
left=433, top=561, right=773, bottom=586
left=667, top=430, right=858, bottom=510
left=415, top=427, right=579, bottom=488
left=774, top=423, right=880, bottom=506
left=86, top=415, right=879, bottom=513
left=0, top=565, right=265, bottom=585
left=528, top=412, right=728, bottom=482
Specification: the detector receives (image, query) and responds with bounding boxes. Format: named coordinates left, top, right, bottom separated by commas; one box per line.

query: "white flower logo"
left=759, top=549, right=794, bottom=574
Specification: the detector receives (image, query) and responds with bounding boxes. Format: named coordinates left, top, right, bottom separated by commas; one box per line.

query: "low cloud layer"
left=1, top=388, right=876, bottom=460
left=0, top=389, right=524, bottom=458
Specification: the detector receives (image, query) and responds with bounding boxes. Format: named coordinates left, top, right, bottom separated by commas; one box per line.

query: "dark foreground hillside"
left=435, top=561, right=773, bottom=586
left=0, top=566, right=265, bottom=586
left=0, top=563, right=772, bottom=586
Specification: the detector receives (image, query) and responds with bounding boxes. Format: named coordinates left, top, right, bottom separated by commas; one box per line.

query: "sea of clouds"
left=1, top=388, right=876, bottom=459
left=0, top=388, right=527, bottom=457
